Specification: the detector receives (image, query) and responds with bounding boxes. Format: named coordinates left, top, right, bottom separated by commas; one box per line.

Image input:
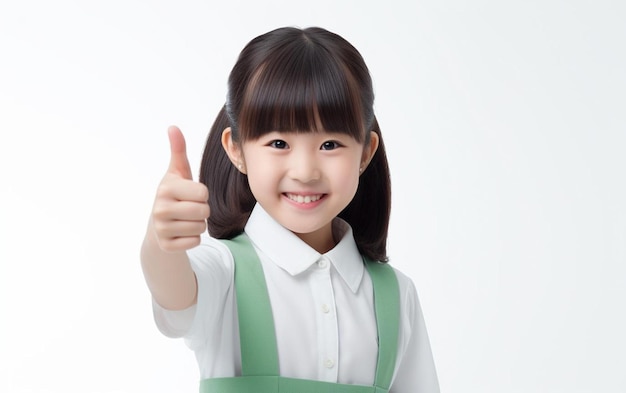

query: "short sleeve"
left=390, top=271, right=440, bottom=393
left=152, top=234, right=235, bottom=347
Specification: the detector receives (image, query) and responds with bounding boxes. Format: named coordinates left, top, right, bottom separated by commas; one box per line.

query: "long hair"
left=200, top=27, right=391, bottom=262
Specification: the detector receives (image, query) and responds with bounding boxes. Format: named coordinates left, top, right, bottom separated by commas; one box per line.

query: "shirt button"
left=317, top=259, right=328, bottom=268
left=321, top=304, right=330, bottom=313
left=324, top=358, right=335, bottom=368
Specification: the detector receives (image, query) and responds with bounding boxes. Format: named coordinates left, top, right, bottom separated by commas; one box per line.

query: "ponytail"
left=199, top=105, right=255, bottom=239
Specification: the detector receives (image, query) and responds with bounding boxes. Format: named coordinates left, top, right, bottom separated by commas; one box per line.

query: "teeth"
left=287, top=193, right=322, bottom=203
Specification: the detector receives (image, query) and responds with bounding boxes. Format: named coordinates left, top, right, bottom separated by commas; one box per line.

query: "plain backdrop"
left=1, top=1, right=625, bottom=392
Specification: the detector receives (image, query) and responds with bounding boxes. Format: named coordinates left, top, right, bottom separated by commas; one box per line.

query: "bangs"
left=237, top=41, right=367, bottom=143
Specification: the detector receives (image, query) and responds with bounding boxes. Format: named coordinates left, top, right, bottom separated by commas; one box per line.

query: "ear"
left=360, top=131, right=379, bottom=174
left=221, top=127, right=247, bottom=174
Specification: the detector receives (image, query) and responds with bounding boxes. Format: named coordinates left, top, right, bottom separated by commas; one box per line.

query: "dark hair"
left=200, top=26, right=391, bottom=262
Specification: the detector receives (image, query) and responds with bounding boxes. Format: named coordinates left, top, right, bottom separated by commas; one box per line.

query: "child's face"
left=225, top=129, right=378, bottom=250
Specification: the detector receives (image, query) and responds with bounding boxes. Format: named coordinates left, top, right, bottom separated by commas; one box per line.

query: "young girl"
left=141, top=26, right=439, bottom=392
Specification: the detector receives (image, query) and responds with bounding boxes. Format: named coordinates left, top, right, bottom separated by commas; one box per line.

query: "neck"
left=294, top=224, right=335, bottom=254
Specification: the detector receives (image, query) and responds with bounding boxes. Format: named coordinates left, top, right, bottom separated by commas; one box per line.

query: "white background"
left=1, top=1, right=625, bottom=392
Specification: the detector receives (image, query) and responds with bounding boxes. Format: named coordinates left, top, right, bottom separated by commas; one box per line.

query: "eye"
left=321, top=140, right=342, bottom=151
left=268, top=140, right=289, bottom=149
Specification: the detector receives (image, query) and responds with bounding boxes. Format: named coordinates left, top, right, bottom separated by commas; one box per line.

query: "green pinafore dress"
left=200, top=234, right=400, bottom=393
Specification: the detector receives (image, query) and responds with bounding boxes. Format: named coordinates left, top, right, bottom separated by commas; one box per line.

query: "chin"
left=280, top=220, right=327, bottom=236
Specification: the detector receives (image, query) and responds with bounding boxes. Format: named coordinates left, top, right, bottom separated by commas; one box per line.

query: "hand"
left=151, top=126, right=210, bottom=252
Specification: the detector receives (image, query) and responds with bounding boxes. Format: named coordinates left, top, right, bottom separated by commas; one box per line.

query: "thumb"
left=167, top=126, right=193, bottom=180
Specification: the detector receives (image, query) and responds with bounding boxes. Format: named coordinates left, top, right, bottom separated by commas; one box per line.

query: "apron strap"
left=221, top=234, right=400, bottom=390
left=222, top=234, right=279, bottom=376
left=365, top=259, right=400, bottom=390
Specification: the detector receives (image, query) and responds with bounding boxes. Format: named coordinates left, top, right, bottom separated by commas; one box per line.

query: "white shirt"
left=153, top=204, right=439, bottom=392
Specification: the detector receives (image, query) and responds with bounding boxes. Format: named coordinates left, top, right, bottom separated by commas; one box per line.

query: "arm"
left=140, top=126, right=210, bottom=310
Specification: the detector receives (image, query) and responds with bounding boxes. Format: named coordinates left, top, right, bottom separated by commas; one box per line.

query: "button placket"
left=310, top=256, right=338, bottom=382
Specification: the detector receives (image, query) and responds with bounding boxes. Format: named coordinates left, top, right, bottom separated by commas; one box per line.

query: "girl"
left=141, top=26, right=439, bottom=392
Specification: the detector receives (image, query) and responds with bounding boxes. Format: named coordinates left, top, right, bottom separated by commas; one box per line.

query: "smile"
left=285, top=193, right=324, bottom=204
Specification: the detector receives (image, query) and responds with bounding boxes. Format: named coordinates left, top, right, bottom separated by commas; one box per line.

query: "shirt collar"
left=244, top=204, right=365, bottom=293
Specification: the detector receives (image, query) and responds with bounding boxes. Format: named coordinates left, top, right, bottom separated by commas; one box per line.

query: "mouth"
left=284, top=193, right=325, bottom=204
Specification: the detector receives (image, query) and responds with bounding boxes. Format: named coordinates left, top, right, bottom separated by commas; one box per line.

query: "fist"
left=151, top=126, right=210, bottom=252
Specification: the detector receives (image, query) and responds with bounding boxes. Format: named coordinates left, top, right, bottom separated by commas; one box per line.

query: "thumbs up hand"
left=151, top=126, right=210, bottom=252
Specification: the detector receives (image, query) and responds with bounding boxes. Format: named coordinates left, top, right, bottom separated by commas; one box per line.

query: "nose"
left=289, top=151, right=321, bottom=183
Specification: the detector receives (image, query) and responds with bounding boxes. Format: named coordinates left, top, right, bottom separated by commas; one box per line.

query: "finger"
left=167, top=125, right=193, bottom=180
left=158, top=176, right=209, bottom=203
left=153, top=197, right=209, bottom=221
left=155, top=220, right=207, bottom=238
left=154, top=201, right=210, bottom=221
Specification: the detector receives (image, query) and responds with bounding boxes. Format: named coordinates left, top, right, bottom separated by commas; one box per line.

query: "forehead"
left=238, top=61, right=365, bottom=142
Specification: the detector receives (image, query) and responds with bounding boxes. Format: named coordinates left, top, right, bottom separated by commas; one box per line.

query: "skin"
left=141, top=125, right=378, bottom=310
left=140, top=126, right=207, bottom=310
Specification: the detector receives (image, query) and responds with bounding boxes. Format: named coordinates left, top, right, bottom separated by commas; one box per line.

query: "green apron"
left=200, top=234, right=400, bottom=393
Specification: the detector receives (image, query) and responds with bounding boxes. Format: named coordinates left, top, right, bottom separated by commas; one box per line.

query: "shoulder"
left=388, top=266, right=422, bottom=324
left=186, top=233, right=236, bottom=274
left=390, top=267, right=416, bottom=292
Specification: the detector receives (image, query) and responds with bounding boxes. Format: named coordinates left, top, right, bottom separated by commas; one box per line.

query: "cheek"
left=245, top=165, right=276, bottom=197
left=332, top=164, right=361, bottom=197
